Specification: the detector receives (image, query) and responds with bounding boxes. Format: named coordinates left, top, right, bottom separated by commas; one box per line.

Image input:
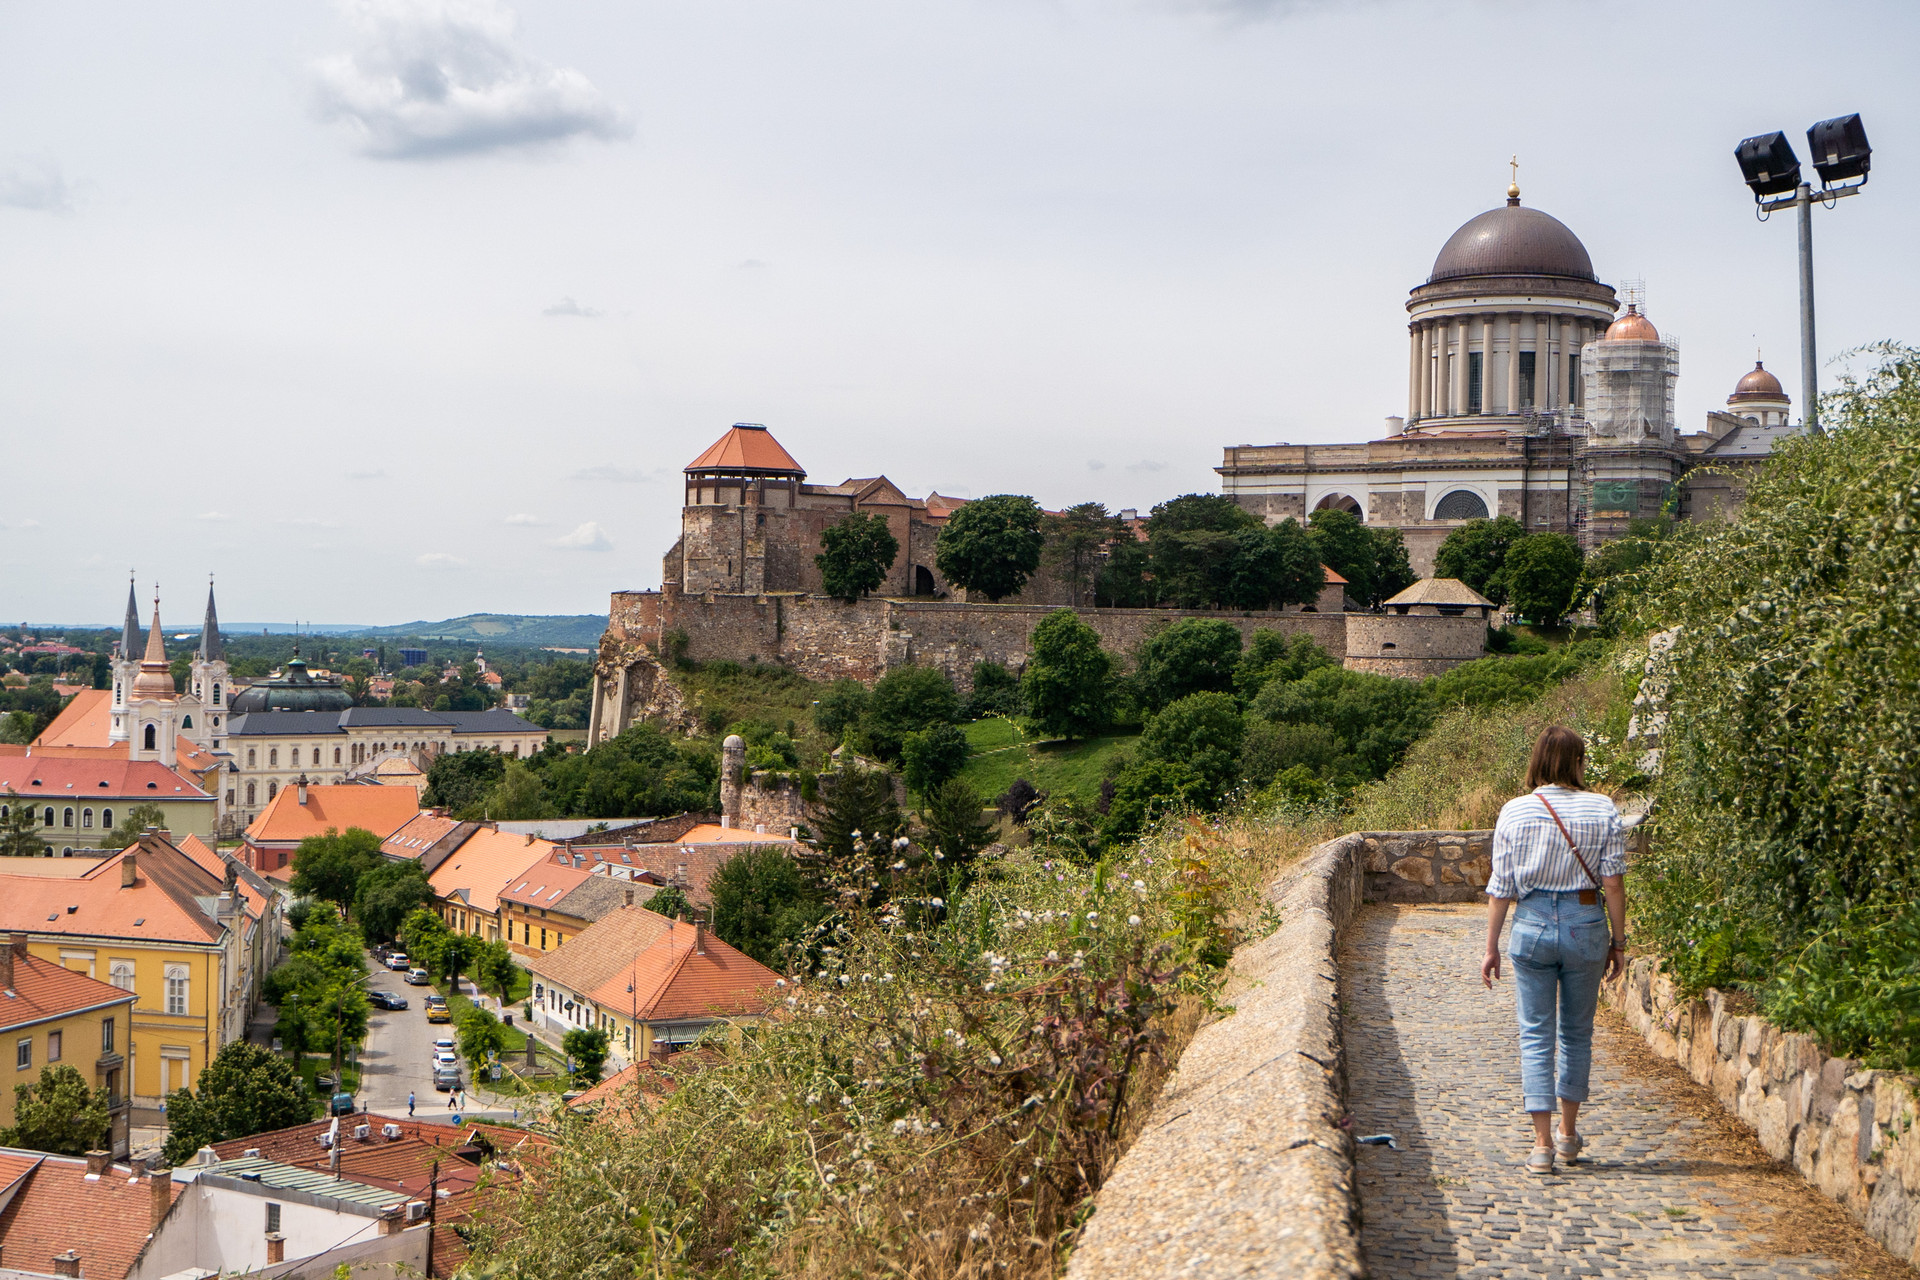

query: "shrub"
left=1233, top=630, right=1334, bottom=702
left=995, top=778, right=1042, bottom=824
left=814, top=679, right=869, bottom=744
left=964, top=661, right=1025, bottom=719
left=1021, top=610, right=1114, bottom=740
left=1252, top=665, right=1433, bottom=780
left=864, top=667, right=961, bottom=762
left=901, top=722, right=970, bottom=795
left=1135, top=619, right=1242, bottom=714
left=1138, top=692, right=1244, bottom=808
left=1239, top=720, right=1346, bottom=789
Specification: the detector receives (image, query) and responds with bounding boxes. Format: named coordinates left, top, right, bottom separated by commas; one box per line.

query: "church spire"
left=199, top=577, right=224, bottom=662
left=131, top=586, right=176, bottom=700
left=120, top=574, right=140, bottom=659
left=144, top=589, right=168, bottom=666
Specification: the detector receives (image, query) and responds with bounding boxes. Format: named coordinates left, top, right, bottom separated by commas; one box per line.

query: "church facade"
left=1217, top=178, right=1804, bottom=575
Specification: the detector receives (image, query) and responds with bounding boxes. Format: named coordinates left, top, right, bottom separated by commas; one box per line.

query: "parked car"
left=387, top=953, right=410, bottom=971
left=433, top=1065, right=461, bottom=1092
left=427, top=1004, right=451, bottom=1024
left=404, top=968, right=430, bottom=986
left=329, top=1091, right=356, bottom=1117
left=433, top=1038, right=456, bottom=1054
left=434, top=1049, right=458, bottom=1069
left=368, top=990, right=408, bottom=1011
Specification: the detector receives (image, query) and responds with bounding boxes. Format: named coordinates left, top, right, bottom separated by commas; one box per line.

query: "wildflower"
left=894, top=835, right=910, bottom=849
left=823, top=1172, right=836, bottom=1184
left=988, top=1053, right=1002, bottom=1066
left=931, top=897, right=945, bottom=908
left=1046, top=950, right=1059, bottom=962
left=807, top=1093, right=820, bottom=1105
left=1128, top=915, right=1141, bottom=927
left=892, top=1119, right=910, bottom=1135
left=1086, top=911, right=1099, bottom=921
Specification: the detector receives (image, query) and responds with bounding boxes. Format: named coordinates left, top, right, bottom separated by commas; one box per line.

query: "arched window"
left=269, top=748, right=278, bottom=767
left=101, top=808, right=112, bottom=828
left=246, top=782, right=257, bottom=806
left=143, top=724, right=157, bottom=751
left=333, top=747, right=341, bottom=765
left=0, top=805, right=7, bottom=821
left=212, top=683, right=222, bottom=705
left=1433, top=489, right=1491, bottom=521
left=114, top=683, right=122, bottom=704
left=62, top=808, right=74, bottom=828
left=247, top=748, right=257, bottom=768
left=267, top=781, right=277, bottom=800
left=42, top=807, right=54, bottom=826
left=181, top=715, right=193, bottom=729
left=1313, top=493, right=1363, bottom=517
left=81, top=809, right=93, bottom=829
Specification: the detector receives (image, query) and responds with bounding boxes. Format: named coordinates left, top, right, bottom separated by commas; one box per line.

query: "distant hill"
left=351, top=614, right=608, bottom=647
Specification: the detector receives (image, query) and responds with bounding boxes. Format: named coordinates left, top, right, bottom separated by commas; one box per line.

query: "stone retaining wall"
left=1606, top=958, right=1920, bottom=1267
left=1357, top=830, right=1492, bottom=902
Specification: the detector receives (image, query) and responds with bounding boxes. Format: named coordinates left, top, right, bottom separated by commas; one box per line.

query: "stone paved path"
left=1344, top=903, right=1906, bottom=1280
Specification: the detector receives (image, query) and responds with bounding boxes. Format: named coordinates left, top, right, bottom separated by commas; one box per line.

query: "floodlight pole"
left=1796, top=185, right=1818, bottom=434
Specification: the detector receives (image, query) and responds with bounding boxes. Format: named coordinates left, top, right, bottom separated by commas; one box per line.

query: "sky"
left=2, top=0, right=1916, bottom=626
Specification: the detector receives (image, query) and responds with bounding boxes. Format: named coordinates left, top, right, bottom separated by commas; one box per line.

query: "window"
left=247, top=748, right=256, bottom=768
left=62, top=808, right=73, bottom=828
left=225, top=789, right=234, bottom=806
left=266, top=1202, right=281, bottom=1234
left=81, top=808, right=92, bottom=829
left=1569, top=353, right=1580, bottom=404
left=165, top=964, right=189, bottom=1016
left=1518, top=350, right=1537, bottom=406
left=181, top=715, right=193, bottom=729
left=46, top=1031, right=60, bottom=1063
left=114, top=683, right=122, bottom=703
left=246, top=782, right=256, bottom=806
left=267, top=781, right=277, bottom=800
left=110, top=961, right=135, bottom=993
left=1467, top=350, right=1483, bottom=413
left=212, top=683, right=222, bottom=706
left=333, top=747, right=341, bottom=765
left=42, top=807, right=53, bottom=827
left=101, top=808, right=112, bottom=828
left=14, top=1039, right=28, bottom=1070
left=1433, top=489, right=1491, bottom=521
left=144, top=724, right=157, bottom=751
left=101, top=1017, right=114, bottom=1053
left=269, top=748, right=278, bottom=767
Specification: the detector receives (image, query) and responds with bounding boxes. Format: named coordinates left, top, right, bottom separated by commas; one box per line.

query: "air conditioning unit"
left=319, top=1134, right=333, bottom=1149
left=242, top=1148, right=261, bottom=1159
left=406, top=1201, right=428, bottom=1222
left=353, top=1124, right=371, bottom=1141
left=382, top=1123, right=403, bottom=1140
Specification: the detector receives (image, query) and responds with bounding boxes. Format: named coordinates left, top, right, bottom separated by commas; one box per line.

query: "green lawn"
left=954, top=717, right=1138, bottom=807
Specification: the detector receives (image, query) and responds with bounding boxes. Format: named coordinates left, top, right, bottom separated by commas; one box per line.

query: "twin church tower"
left=108, top=579, right=230, bottom=768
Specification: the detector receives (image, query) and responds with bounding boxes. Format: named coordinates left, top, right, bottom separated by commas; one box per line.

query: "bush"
left=863, top=667, right=961, bottom=762
left=1135, top=619, right=1241, bottom=714
left=1138, top=692, right=1244, bottom=808
left=1239, top=720, right=1346, bottom=789
left=1251, top=665, right=1433, bottom=780
left=1425, top=650, right=1591, bottom=711
left=900, top=722, right=970, bottom=795
left=814, top=679, right=869, bottom=744
left=995, top=778, right=1042, bottom=824
left=1233, top=630, right=1334, bottom=702
left=1099, top=759, right=1201, bottom=847
left=964, top=661, right=1025, bottom=719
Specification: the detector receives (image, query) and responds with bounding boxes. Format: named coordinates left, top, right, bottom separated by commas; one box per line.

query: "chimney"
left=84, top=1150, right=111, bottom=1177
left=150, top=1164, right=172, bottom=1227
left=266, top=1233, right=285, bottom=1264
left=129, top=1157, right=147, bottom=1179
left=0, top=941, right=12, bottom=994
left=524, top=833, right=534, bottom=845
left=694, top=922, right=707, bottom=955
left=379, top=1206, right=405, bottom=1236
left=52, top=1251, right=80, bottom=1278
left=623, top=888, right=634, bottom=907
left=122, top=854, right=138, bottom=889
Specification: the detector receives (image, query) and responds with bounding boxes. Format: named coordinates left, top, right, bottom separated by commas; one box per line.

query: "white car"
left=387, top=953, right=410, bottom=971
left=433, top=1050, right=458, bottom=1069
left=433, top=1038, right=455, bottom=1054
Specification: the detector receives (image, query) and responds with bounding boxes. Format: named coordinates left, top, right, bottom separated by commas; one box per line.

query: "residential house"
left=0, top=837, right=256, bottom=1110
left=0, top=1149, right=178, bottom=1280
left=379, top=812, right=481, bottom=866
left=240, top=782, right=425, bottom=880
left=498, top=863, right=655, bottom=960
left=176, top=834, right=285, bottom=1015
left=540, top=824, right=804, bottom=909
left=426, top=828, right=556, bottom=942
left=0, top=754, right=216, bottom=857
left=528, top=906, right=779, bottom=1067
left=0, top=943, right=137, bottom=1157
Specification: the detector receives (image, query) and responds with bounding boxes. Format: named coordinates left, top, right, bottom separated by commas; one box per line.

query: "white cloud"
left=1126, top=459, right=1167, bottom=474
left=276, top=517, right=339, bottom=528
left=0, top=159, right=75, bottom=214
left=504, top=512, right=546, bottom=525
left=348, top=468, right=386, bottom=480
left=0, top=517, right=42, bottom=530
left=542, top=296, right=602, bottom=317
left=1086, top=459, right=1106, bottom=472
left=313, top=0, right=634, bottom=160
left=569, top=465, right=657, bottom=483
left=195, top=511, right=232, bottom=522
left=416, top=551, right=468, bottom=568
left=550, top=521, right=611, bottom=551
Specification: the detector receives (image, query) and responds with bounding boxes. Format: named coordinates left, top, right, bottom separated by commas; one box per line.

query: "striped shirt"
left=1486, top=785, right=1627, bottom=900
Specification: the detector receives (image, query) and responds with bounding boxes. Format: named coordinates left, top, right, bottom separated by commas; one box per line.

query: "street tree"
left=473, top=939, right=520, bottom=1004
left=815, top=512, right=900, bottom=602
left=0, top=790, right=46, bottom=858
left=161, top=1042, right=315, bottom=1165
left=562, top=1027, right=609, bottom=1087
left=934, top=494, right=1044, bottom=602
left=353, top=858, right=435, bottom=944
left=456, top=1006, right=509, bottom=1073
left=290, top=827, right=383, bottom=920
left=0, top=1065, right=110, bottom=1155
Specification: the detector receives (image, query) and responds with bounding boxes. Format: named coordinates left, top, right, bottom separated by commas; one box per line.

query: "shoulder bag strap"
left=1537, top=793, right=1602, bottom=890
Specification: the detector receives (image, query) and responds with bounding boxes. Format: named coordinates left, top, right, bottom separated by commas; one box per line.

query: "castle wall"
left=1343, top=613, right=1488, bottom=678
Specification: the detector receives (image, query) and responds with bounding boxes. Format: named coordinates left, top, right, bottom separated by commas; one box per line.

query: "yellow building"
left=0, top=938, right=138, bottom=1157
left=0, top=837, right=261, bottom=1112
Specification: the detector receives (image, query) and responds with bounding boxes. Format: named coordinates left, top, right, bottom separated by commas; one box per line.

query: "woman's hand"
left=1481, top=947, right=1502, bottom=988
left=1605, top=944, right=1624, bottom=982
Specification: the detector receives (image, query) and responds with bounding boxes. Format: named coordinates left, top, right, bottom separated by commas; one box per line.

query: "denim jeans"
left=1508, top=889, right=1611, bottom=1113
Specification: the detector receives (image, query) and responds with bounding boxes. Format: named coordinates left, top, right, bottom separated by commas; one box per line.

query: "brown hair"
left=1525, top=725, right=1587, bottom=791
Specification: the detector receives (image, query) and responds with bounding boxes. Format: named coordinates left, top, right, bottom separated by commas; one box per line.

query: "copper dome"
left=1603, top=304, right=1659, bottom=342
left=1429, top=203, right=1596, bottom=283
left=1729, top=360, right=1788, bottom=403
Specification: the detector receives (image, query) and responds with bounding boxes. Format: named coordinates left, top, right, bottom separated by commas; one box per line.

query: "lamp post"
left=1734, top=114, right=1872, bottom=435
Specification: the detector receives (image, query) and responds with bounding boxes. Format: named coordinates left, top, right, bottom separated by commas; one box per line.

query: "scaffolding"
left=1581, top=334, right=1678, bottom=442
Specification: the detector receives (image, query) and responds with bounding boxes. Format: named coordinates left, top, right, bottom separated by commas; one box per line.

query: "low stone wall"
left=1606, top=959, right=1920, bottom=1267
left=1357, top=830, right=1492, bottom=902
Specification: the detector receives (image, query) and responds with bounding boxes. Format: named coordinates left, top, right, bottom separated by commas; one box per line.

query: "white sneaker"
left=1554, top=1128, right=1583, bottom=1165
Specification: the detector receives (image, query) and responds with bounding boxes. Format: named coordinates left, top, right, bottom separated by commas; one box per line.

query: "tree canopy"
left=162, top=1042, right=315, bottom=1165
left=1020, top=610, right=1114, bottom=740
left=1135, top=619, right=1241, bottom=714
left=709, top=845, right=825, bottom=969
left=934, top=494, right=1045, bottom=602
left=1500, top=533, right=1585, bottom=625
left=290, top=827, right=384, bottom=920
left=1433, top=515, right=1526, bottom=604
left=0, top=1065, right=110, bottom=1156
left=815, top=512, right=900, bottom=602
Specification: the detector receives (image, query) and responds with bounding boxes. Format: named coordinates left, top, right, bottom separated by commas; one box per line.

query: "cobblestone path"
left=1344, top=903, right=1906, bottom=1280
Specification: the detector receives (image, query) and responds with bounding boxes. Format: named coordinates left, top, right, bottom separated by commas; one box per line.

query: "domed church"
left=1218, top=177, right=1807, bottom=575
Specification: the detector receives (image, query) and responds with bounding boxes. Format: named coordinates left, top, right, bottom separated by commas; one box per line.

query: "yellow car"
left=425, top=997, right=451, bottom=1024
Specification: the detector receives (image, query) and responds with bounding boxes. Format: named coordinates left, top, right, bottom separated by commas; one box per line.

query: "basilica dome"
left=1429, top=201, right=1596, bottom=284
left=229, top=655, right=354, bottom=714
left=1729, top=361, right=1786, bottom=402
left=1603, top=304, right=1659, bottom=342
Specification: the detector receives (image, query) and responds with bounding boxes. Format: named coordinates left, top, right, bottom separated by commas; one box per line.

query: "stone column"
left=1422, top=323, right=1435, bottom=418
left=1408, top=325, right=1421, bottom=421
left=1451, top=316, right=1467, bottom=416
left=1507, top=312, right=1521, bottom=413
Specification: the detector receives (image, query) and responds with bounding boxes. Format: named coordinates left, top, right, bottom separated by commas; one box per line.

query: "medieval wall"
left=1343, top=613, right=1489, bottom=679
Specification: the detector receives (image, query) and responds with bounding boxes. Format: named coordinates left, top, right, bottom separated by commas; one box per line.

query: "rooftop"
left=0, top=837, right=233, bottom=946
left=684, top=423, right=807, bottom=477
left=0, top=949, right=135, bottom=1032
left=0, top=1150, right=177, bottom=1280
left=0, top=756, right=211, bottom=804
left=427, top=827, right=558, bottom=916
left=245, top=785, right=425, bottom=848
left=1382, top=577, right=1499, bottom=609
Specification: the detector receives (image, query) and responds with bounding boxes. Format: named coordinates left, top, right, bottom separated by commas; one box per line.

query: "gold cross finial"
left=1507, top=155, right=1521, bottom=201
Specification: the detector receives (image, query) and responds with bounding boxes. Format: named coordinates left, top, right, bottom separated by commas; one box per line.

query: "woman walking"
left=1481, top=725, right=1628, bottom=1174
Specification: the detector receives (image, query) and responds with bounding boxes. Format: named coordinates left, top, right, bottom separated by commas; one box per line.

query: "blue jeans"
left=1508, top=889, right=1610, bottom=1113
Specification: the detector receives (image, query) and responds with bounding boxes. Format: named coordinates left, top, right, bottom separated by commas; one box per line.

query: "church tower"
left=110, top=576, right=140, bottom=745
left=127, top=591, right=183, bottom=767
left=188, top=579, right=229, bottom=750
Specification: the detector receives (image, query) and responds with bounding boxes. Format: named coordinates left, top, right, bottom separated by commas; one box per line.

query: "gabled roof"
left=498, top=861, right=593, bottom=912
left=586, top=925, right=780, bottom=1021
left=32, top=689, right=113, bottom=748
left=0, top=756, right=211, bottom=803
left=381, top=812, right=465, bottom=860
left=684, top=424, right=806, bottom=477
left=0, top=950, right=136, bottom=1032
left=528, top=904, right=676, bottom=998
left=1382, top=577, right=1498, bottom=609
left=427, top=827, right=557, bottom=917
left=1319, top=563, right=1348, bottom=585
left=176, top=834, right=272, bottom=923
left=0, top=1149, right=176, bottom=1280
left=245, top=785, right=424, bottom=847
left=0, top=839, right=227, bottom=945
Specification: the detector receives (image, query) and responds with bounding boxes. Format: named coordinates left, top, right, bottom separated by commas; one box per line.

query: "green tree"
left=423, top=749, right=507, bottom=814
left=809, top=764, right=905, bottom=904
left=1251, top=664, right=1433, bottom=780
left=1433, top=515, right=1526, bottom=604
left=456, top=1005, right=509, bottom=1072
left=919, top=777, right=994, bottom=869
left=562, top=1027, right=610, bottom=1088
left=900, top=722, right=970, bottom=795
left=1365, top=526, right=1418, bottom=609
left=0, top=712, right=34, bottom=745
left=1306, top=508, right=1380, bottom=607
left=1240, top=721, right=1348, bottom=789
left=101, top=802, right=166, bottom=850
left=1042, top=503, right=1126, bottom=607
left=353, top=858, right=435, bottom=944
left=1020, top=610, right=1114, bottom=740
left=161, top=1042, right=315, bottom=1165
left=1233, top=631, right=1335, bottom=702
left=862, top=666, right=960, bottom=762
left=530, top=723, right=718, bottom=820
left=310, top=978, right=372, bottom=1077
left=0, top=790, right=47, bottom=858
left=437, top=932, right=480, bottom=988
left=473, top=940, right=521, bottom=1004
left=1144, top=494, right=1261, bottom=609
left=0, top=1065, right=110, bottom=1155
left=962, top=661, right=1024, bottom=719
left=1499, top=533, right=1585, bottom=625
left=814, top=679, right=870, bottom=745
left=814, top=512, right=900, bottom=602
left=645, top=884, right=694, bottom=921
left=1024, top=793, right=1102, bottom=864
left=1233, top=518, right=1326, bottom=611
left=1135, top=619, right=1243, bottom=714
left=290, top=827, right=384, bottom=920
left=1094, top=535, right=1154, bottom=607
left=709, top=845, right=825, bottom=967
left=934, top=494, right=1045, bottom=602
left=1138, top=692, right=1244, bottom=808
left=400, top=907, right=451, bottom=973
left=1099, top=759, right=1202, bottom=847
left=484, top=760, right=555, bottom=821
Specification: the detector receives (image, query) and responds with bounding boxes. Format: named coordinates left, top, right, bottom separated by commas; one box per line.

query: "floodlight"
left=1806, top=114, right=1871, bottom=187
left=1735, top=132, right=1801, bottom=199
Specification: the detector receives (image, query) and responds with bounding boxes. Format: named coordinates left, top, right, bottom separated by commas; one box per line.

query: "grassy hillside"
left=352, top=614, right=607, bottom=647
left=956, top=716, right=1138, bottom=806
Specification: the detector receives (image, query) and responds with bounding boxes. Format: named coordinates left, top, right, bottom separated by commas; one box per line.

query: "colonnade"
left=1406, top=312, right=1598, bottom=423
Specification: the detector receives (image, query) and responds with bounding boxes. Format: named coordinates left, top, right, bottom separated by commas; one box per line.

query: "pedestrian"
left=1481, top=725, right=1627, bottom=1176
left=407, top=1090, right=415, bottom=1117
left=447, top=1088, right=457, bottom=1110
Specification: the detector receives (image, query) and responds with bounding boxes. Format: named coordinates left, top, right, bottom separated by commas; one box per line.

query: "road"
left=356, top=956, right=530, bottom=1126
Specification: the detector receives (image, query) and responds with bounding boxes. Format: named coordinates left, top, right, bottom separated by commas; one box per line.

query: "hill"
left=350, top=614, right=607, bottom=647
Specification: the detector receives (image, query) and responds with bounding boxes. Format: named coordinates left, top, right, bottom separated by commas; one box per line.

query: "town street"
left=356, top=958, right=529, bottom=1126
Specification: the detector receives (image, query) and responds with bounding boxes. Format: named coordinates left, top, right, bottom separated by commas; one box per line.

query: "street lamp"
left=1734, top=113, right=1872, bottom=435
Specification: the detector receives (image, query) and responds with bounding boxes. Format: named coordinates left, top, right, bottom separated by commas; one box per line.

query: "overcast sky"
left=3, top=0, right=1915, bottom=626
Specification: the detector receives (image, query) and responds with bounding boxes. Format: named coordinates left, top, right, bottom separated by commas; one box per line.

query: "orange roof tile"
left=528, top=904, right=676, bottom=997
left=175, top=834, right=271, bottom=923
left=586, top=925, right=780, bottom=1020
left=246, top=785, right=423, bottom=847
left=32, top=689, right=113, bottom=747
left=0, top=755, right=211, bottom=804
left=428, top=827, right=557, bottom=916
left=498, top=861, right=594, bottom=911
left=0, top=1152, right=175, bottom=1280
left=0, top=951, right=136, bottom=1031
left=0, top=840, right=226, bottom=946
left=1319, top=563, right=1348, bottom=585
left=684, top=424, right=806, bottom=476
left=381, top=812, right=463, bottom=860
